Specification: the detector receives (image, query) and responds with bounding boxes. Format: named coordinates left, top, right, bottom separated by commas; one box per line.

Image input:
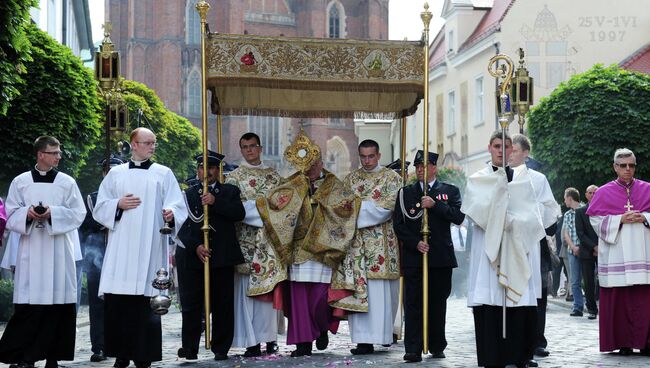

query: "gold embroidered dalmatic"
left=256, top=170, right=360, bottom=270
left=225, top=165, right=285, bottom=296
left=330, top=167, right=402, bottom=312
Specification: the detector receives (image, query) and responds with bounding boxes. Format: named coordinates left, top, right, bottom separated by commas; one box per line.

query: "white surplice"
left=5, top=171, right=86, bottom=304
left=93, top=163, right=187, bottom=297
left=463, top=164, right=545, bottom=307
left=590, top=214, right=650, bottom=287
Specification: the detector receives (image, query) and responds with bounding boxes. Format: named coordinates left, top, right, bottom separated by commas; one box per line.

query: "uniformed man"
left=176, top=150, right=245, bottom=361
left=393, top=150, right=464, bottom=362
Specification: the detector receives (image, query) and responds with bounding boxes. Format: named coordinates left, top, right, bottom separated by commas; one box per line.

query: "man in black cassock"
left=176, top=150, right=246, bottom=361
left=393, top=150, right=465, bottom=363
left=0, top=136, right=86, bottom=368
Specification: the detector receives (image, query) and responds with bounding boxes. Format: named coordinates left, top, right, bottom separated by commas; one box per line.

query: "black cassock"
left=176, top=180, right=245, bottom=356
left=393, top=180, right=464, bottom=355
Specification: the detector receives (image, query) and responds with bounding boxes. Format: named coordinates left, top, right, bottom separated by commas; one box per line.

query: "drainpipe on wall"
left=493, top=42, right=500, bottom=130
left=62, top=0, right=68, bottom=46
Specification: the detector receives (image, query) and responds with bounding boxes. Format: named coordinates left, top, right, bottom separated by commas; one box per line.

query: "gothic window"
left=248, top=116, right=282, bottom=168
left=186, top=0, right=201, bottom=45
left=187, top=70, right=201, bottom=116
left=327, top=1, right=345, bottom=39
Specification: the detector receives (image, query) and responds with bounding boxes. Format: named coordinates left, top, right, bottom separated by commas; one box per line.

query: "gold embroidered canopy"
left=205, top=33, right=424, bottom=118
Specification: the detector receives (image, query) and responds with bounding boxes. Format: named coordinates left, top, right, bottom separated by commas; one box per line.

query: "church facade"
left=393, top=0, right=650, bottom=175
left=106, top=0, right=389, bottom=177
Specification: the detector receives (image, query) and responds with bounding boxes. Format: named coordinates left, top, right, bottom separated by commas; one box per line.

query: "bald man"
left=93, top=128, right=187, bottom=368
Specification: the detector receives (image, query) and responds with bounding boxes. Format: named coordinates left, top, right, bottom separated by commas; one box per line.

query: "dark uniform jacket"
left=177, top=181, right=245, bottom=269
left=393, top=180, right=465, bottom=268
left=575, top=204, right=598, bottom=260
left=79, top=191, right=106, bottom=272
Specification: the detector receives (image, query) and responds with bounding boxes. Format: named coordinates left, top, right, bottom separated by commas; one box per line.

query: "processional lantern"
left=95, top=23, right=120, bottom=92
left=510, top=48, right=534, bottom=134
left=95, top=23, right=128, bottom=133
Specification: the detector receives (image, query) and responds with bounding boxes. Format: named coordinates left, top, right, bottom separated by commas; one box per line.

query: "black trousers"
left=581, top=258, right=598, bottom=314
left=104, top=294, right=162, bottom=363
left=403, top=267, right=452, bottom=354
left=176, top=247, right=235, bottom=355
left=0, top=304, right=76, bottom=364
left=86, top=269, right=105, bottom=354
left=473, top=305, right=537, bottom=367
left=535, top=287, right=548, bottom=349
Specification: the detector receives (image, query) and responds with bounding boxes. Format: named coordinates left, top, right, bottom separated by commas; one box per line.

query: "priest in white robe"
left=587, top=148, right=650, bottom=355
left=338, top=140, right=401, bottom=355
left=510, top=134, right=561, bottom=363
left=93, top=128, right=187, bottom=368
left=462, top=131, right=546, bottom=367
left=0, top=136, right=86, bottom=368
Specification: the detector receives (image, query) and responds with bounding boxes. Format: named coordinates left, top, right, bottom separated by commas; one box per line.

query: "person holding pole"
left=393, top=150, right=464, bottom=362
left=176, top=151, right=245, bottom=361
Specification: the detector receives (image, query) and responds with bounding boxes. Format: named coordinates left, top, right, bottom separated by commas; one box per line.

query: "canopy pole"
left=196, top=0, right=212, bottom=350
left=420, top=3, right=433, bottom=355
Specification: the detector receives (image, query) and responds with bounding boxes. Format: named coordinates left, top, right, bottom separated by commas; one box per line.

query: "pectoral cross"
left=624, top=188, right=634, bottom=211
left=625, top=199, right=634, bottom=211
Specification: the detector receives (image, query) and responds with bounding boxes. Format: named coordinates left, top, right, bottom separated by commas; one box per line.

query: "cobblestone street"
left=5, top=296, right=648, bottom=367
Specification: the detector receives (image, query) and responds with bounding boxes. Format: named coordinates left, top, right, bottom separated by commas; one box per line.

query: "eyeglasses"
left=41, top=151, right=62, bottom=156
left=616, top=163, right=636, bottom=169
left=136, top=141, right=157, bottom=147
left=240, top=144, right=261, bottom=150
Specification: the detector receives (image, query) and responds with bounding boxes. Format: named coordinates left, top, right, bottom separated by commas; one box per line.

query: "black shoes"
left=113, top=358, right=130, bottom=368
left=587, top=311, right=598, bottom=320
left=403, top=352, right=422, bottom=363
left=213, top=352, right=229, bottom=361
left=316, top=331, right=329, bottom=350
left=177, top=347, right=198, bottom=360
left=618, top=347, right=633, bottom=355
left=526, top=359, right=539, bottom=367
left=429, top=351, right=446, bottom=359
left=350, top=343, right=374, bottom=355
left=134, top=362, right=151, bottom=368
left=565, top=295, right=574, bottom=302
left=533, top=347, right=550, bottom=357
left=91, top=350, right=108, bottom=362
left=244, top=344, right=262, bottom=358
left=9, top=362, right=35, bottom=368
left=291, top=342, right=313, bottom=357
left=570, top=310, right=583, bottom=317
left=266, top=341, right=279, bottom=354
left=44, top=360, right=58, bottom=368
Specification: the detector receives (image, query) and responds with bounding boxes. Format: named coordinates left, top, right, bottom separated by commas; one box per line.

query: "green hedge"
left=528, top=65, right=650, bottom=200
left=0, top=279, right=14, bottom=321
left=0, top=23, right=102, bottom=192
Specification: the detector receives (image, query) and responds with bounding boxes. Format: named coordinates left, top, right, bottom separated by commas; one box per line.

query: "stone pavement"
left=3, top=296, right=646, bottom=368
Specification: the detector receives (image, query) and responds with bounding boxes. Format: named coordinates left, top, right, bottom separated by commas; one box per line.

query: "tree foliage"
left=528, top=65, right=650, bottom=200
left=76, top=80, right=201, bottom=193
left=0, top=0, right=37, bottom=116
left=0, top=24, right=102, bottom=193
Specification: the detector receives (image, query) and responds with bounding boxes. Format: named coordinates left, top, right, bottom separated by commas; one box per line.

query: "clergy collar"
left=241, top=161, right=268, bottom=170
left=616, top=178, right=635, bottom=188
left=129, top=159, right=153, bottom=170
left=31, top=166, right=58, bottom=183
